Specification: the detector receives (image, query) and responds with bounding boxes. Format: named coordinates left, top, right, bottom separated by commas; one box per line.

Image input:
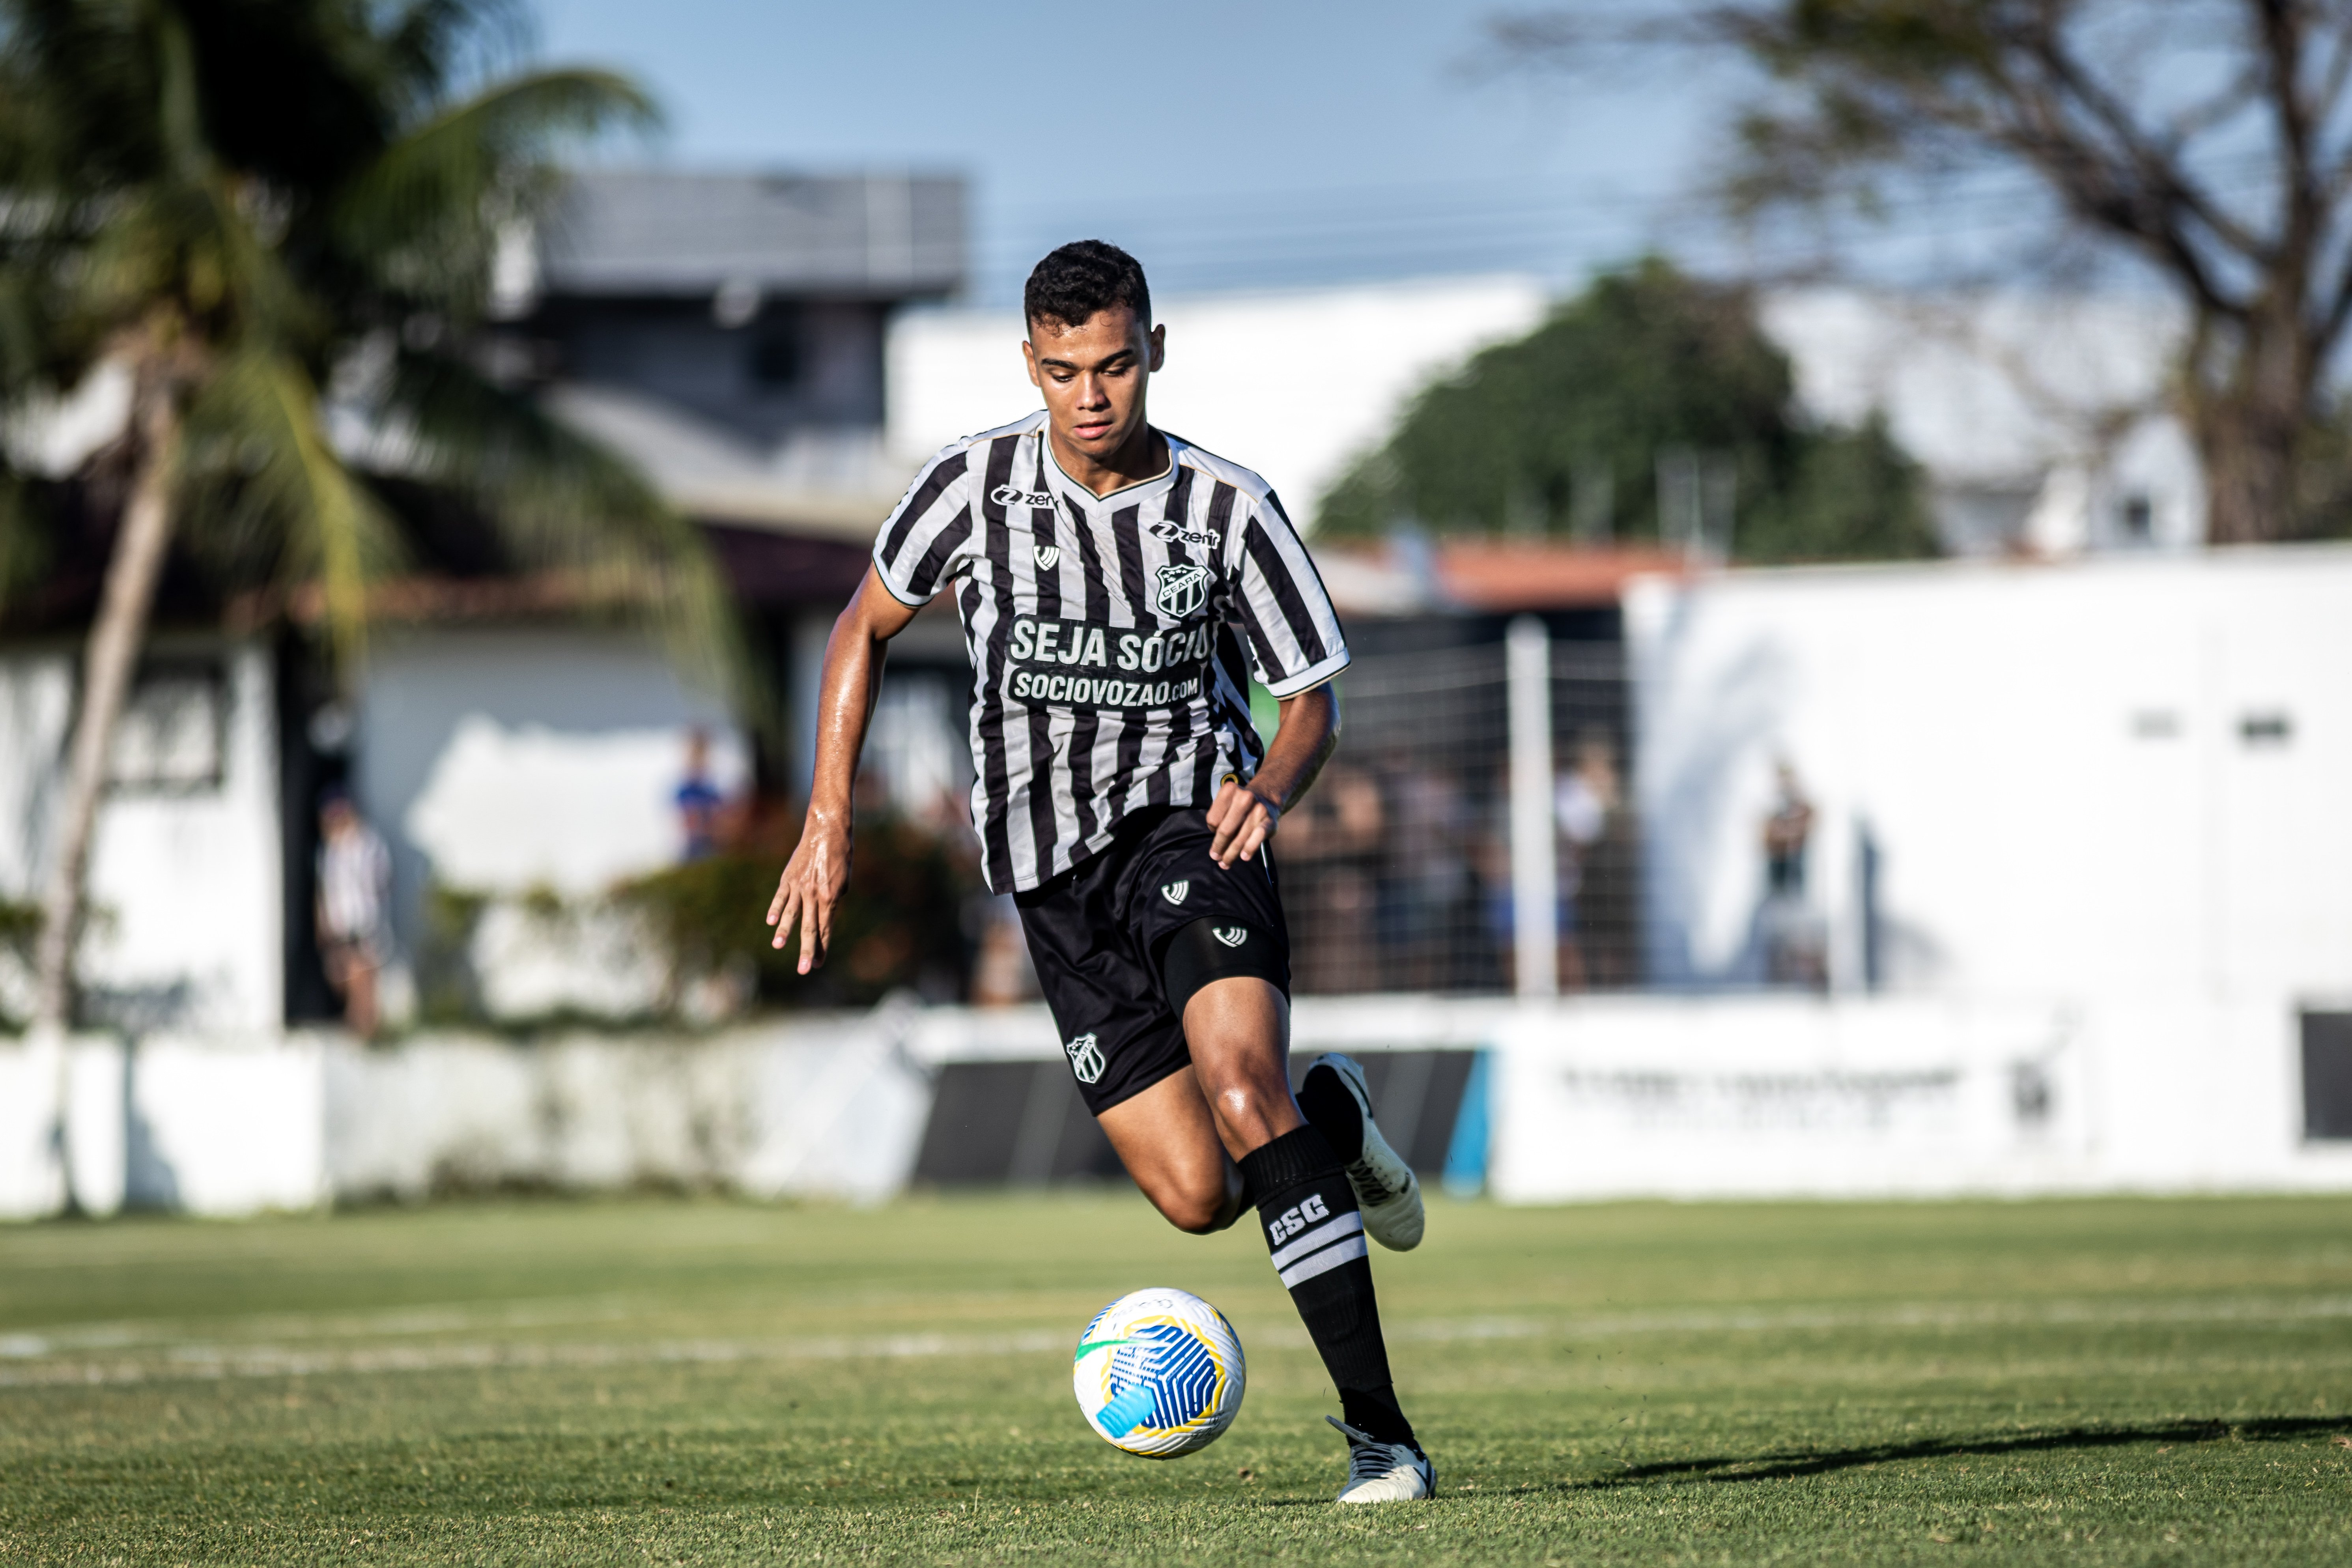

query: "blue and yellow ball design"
left=1071, top=1287, right=1246, bottom=1457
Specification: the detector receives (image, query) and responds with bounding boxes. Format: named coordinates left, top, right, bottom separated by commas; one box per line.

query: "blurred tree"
left=1494, top=1, right=2352, bottom=545
left=0, top=1, right=735, bottom=1033
left=616, top=806, right=979, bottom=1013
left=1316, top=257, right=1935, bottom=561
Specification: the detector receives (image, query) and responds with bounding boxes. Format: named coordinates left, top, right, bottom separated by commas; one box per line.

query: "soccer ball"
left=1071, top=1287, right=1246, bottom=1458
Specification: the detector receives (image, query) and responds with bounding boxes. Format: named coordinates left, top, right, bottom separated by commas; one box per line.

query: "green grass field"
left=2, top=1192, right=2348, bottom=1565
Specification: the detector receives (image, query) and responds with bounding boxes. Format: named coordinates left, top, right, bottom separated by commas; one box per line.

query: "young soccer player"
left=764, top=241, right=1432, bottom=1502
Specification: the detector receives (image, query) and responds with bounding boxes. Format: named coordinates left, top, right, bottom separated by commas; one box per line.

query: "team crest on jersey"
left=1213, top=926, right=1249, bottom=948
left=1064, top=1032, right=1106, bottom=1085
left=1149, top=520, right=1218, bottom=549
left=1154, top=563, right=1212, bottom=618
left=1033, top=545, right=1061, bottom=571
left=991, top=483, right=1053, bottom=508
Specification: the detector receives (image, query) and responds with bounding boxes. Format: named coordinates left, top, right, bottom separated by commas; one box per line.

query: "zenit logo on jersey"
left=1149, top=520, right=1218, bottom=549
left=871, top=411, right=1350, bottom=892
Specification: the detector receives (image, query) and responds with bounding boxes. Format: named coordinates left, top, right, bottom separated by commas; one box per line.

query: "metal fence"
left=863, top=624, right=1641, bottom=1003
left=1279, top=630, right=1638, bottom=996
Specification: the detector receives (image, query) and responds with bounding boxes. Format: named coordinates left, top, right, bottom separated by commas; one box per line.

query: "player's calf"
left=1096, top=1067, right=1251, bottom=1233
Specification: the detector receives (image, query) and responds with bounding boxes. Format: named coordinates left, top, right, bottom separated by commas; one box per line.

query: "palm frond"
left=382, top=344, right=743, bottom=701
left=378, top=0, right=534, bottom=111
left=186, top=347, right=404, bottom=670
left=336, top=67, right=658, bottom=310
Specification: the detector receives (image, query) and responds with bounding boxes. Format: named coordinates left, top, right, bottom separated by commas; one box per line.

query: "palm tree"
left=0, top=0, right=735, bottom=1037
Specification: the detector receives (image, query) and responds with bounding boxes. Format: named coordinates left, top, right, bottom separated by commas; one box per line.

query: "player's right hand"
left=766, top=813, right=852, bottom=975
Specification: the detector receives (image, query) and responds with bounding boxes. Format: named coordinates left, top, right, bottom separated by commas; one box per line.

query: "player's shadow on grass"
left=1573, top=1416, right=2349, bottom=1491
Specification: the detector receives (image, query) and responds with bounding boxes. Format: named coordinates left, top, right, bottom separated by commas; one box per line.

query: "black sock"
left=1295, top=1060, right=1365, bottom=1163
left=1238, top=1125, right=1415, bottom=1447
left=1341, top=1383, right=1410, bottom=1443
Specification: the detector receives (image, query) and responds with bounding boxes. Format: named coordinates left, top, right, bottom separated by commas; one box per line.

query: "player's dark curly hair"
left=1024, top=240, right=1152, bottom=331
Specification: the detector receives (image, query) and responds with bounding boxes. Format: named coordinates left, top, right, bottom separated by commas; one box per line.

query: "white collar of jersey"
left=1035, top=423, right=1178, bottom=508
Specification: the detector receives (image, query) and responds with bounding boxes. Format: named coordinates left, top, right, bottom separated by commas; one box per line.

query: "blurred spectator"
left=969, top=894, right=1040, bottom=1007
left=316, top=791, right=392, bottom=1038
left=1554, top=730, right=1620, bottom=989
left=1384, top=764, right=1477, bottom=990
left=1764, top=759, right=1814, bottom=895
left=674, top=728, right=729, bottom=862
left=1760, top=759, right=1826, bottom=989
left=1277, top=764, right=1385, bottom=992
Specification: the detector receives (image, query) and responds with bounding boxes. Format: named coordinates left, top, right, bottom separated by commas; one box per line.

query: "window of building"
left=2119, top=493, right=2154, bottom=541
left=106, top=659, right=226, bottom=793
left=749, top=314, right=802, bottom=389
left=2304, top=1011, right=2352, bottom=1140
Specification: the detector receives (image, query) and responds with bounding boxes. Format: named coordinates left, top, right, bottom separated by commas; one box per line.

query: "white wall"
left=0, top=1032, right=327, bottom=1218
left=327, top=1014, right=931, bottom=1207
left=0, top=641, right=282, bottom=1034
left=84, top=644, right=284, bottom=1031
left=888, top=275, right=1549, bottom=527
left=1619, top=548, right=2352, bottom=1189
left=1627, top=547, right=2352, bottom=1002
left=1487, top=993, right=2352, bottom=1201
left=355, top=627, right=747, bottom=1020
left=0, top=653, right=72, bottom=1020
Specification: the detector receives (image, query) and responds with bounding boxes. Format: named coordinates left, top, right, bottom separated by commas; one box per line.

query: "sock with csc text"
left=1237, top=1124, right=1416, bottom=1447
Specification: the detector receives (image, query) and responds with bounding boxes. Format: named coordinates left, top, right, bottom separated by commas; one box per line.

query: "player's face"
left=1023, top=306, right=1166, bottom=461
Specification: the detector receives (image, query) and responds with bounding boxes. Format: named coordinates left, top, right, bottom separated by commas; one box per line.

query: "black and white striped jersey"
left=873, top=410, right=1350, bottom=893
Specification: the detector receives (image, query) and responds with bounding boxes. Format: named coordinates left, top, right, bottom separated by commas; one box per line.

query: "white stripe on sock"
left=1277, top=1233, right=1369, bottom=1289
left=1268, top=1210, right=1364, bottom=1271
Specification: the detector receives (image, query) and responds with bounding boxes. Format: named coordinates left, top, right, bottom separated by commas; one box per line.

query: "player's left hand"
left=1206, top=779, right=1280, bottom=868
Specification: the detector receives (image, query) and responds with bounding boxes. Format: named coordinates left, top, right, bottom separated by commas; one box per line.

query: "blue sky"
left=532, top=0, right=1743, bottom=303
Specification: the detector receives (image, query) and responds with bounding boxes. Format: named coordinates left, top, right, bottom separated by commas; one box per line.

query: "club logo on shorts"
left=1033, top=545, right=1061, bottom=571
left=1212, top=925, right=1249, bottom=947
left=1161, top=880, right=1190, bottom=905
left=1154, top=562, right=1212, bottom=619
left=991, top=483, right=1051, bottom=508
left=1064, top=1032, right=1106, bottom=1086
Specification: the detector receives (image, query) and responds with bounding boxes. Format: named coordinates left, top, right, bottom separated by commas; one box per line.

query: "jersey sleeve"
left=872, top=445, right=977, bottom=606
left=1229, top=490, right=1350, bottom=697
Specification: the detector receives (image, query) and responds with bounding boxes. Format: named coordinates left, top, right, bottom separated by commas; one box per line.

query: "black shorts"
left=1015, top=806, right=1291, bottom=1115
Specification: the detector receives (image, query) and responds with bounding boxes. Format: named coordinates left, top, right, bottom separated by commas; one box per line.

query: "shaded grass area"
left=2, top=1194, right=2349, bottom=1563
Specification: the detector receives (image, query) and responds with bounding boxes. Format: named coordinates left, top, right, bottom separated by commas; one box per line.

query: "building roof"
left=533, top=170, right=966, bottom=299
left=1314, top=540, right=1687, bottom=617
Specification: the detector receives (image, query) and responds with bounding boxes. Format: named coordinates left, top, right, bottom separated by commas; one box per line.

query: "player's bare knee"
left=1153, top=1184, right=1226, bottom=1235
